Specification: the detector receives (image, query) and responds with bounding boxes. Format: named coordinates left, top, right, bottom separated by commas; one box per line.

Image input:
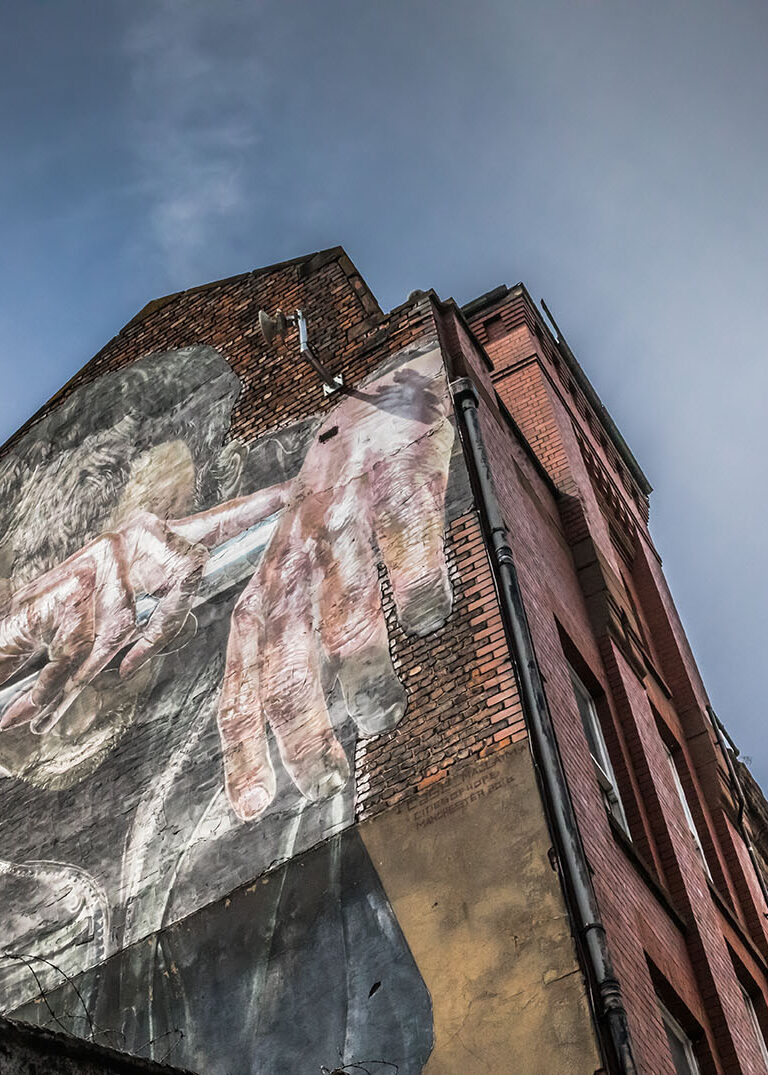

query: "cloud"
left=125, top=0, right=266, bottom=278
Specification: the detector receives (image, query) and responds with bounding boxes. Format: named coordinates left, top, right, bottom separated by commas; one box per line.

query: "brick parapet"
left=465, top=287, right=652, bottom=530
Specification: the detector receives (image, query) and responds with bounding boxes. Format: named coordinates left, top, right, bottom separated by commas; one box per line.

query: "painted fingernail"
left=30, top=711, right=59, bottom=735
left=236, top=785, right=271, bottom=820
left=395, top=575, right=453, bottom=636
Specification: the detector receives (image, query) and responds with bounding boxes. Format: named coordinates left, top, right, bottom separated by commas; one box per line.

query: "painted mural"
left=0, top=339, right=462, bottom=1073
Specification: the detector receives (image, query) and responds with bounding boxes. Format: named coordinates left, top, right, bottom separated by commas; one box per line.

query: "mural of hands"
left=218, top=347, right=455, bottom=820
left=0, top=345, right=455, bottom=822
left=0, top=342, right=448, bottom=1071
left=0, top=512, right=210, bottom=734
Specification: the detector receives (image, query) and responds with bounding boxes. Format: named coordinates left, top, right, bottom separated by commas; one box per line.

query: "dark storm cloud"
left=1, top=0, right=767, bottom=777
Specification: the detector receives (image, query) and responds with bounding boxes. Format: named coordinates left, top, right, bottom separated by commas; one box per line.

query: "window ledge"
left=607, top=814, right=688, bottom=934
left=707, top=876, right=768, bottom=975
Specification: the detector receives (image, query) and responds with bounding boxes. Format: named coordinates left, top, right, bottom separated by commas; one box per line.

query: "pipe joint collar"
left=450, top=377, right=480, bottom=406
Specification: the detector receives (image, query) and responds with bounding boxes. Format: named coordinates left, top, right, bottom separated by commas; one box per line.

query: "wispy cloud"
left=125, top=0, right=266, bottom=278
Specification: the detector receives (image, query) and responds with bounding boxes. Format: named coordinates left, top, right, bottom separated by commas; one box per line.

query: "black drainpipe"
left=451, top=377, right=638, bottom=1075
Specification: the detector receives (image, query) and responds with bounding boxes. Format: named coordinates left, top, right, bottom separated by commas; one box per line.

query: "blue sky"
left=1, top=0, right=767, bottom=779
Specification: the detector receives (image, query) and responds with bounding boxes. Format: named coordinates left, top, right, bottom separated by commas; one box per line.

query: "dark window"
left=568, top=664, right=630, bottom=837
left=659, top=1002, right=701, bottom=1075
left=664, top=742, right=712, bottom=881
left=740, top=984, right=768, bottom=1070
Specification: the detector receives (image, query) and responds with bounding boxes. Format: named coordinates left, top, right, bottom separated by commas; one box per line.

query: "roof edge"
left=0, top=246, right=354, bottom=457
left=124, top=246, right=347, bottom=332
left=0, top=1015, right=192, bottom=1073
left=461, top=283, right=653, bottom=496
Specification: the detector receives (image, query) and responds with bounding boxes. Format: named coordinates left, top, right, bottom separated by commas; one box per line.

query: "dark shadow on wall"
left=9, top=829, right=434, bottom=1075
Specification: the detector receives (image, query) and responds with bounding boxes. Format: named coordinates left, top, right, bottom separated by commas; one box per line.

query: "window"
left=568, top=665, right=630, bottom=837
left=659, top=1002, right=701, bottom=1075
left=664, top=743, right=712, bottom=880
left=740, top=983, right=768, bottom=1071
left=650, top=962, right=710, bottom=1075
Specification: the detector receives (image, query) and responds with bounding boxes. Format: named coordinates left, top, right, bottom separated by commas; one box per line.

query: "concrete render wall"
left=0, top=252, right=601, bottom=1074
left=9, top=746, right=601, bottom=1075
left=362, top=744, right=599, bottom=1074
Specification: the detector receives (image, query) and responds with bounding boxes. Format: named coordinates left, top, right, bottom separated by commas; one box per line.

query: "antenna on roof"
left=258, top=308, right=344, bottom=395
left=539, top=298, right=563, bottom=343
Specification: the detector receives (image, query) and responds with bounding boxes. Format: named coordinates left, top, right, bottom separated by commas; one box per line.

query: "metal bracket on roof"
left=258, top=307, right=344, bottom=394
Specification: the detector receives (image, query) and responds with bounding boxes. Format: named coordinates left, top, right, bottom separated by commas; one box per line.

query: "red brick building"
left=460, top=280, right=768, bottom=1074
left=0, top=248, right=766, bottom=1075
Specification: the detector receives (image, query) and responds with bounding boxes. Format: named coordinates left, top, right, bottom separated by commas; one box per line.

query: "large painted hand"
left=218, top=347, right=455, bottom=820
left=0, top=512, right=209, bottom=734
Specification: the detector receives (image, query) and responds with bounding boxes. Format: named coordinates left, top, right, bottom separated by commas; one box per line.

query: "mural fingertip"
left=306, top=760, right=350, bottom=803
left=232, top=783, right=273, bottom=821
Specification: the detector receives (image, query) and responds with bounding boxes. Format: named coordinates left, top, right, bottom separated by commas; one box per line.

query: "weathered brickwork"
left=356, top=511, right=525, bottom=820
left=6, top=250, right=417, bottom=451
left=459, top=286, right=768, bottom=1073
left=3, top=248, right=768, bottom=1074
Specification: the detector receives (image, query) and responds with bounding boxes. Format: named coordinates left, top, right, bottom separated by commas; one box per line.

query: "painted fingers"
left=372, top=418, right=455, bottom=636
left=218, top=527, right=350, bottom=822
left=0, top=536, right=132, bottom=732
left=0, top=518, right=208, bottom=735
left=216, top=359, right=456, bottom=823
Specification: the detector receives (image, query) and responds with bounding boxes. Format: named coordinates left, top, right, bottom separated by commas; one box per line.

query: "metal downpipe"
left=451, top=377, right=638, bottom=1075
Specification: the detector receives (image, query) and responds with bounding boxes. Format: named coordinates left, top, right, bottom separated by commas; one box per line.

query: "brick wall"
left=356, top=511, right=526, bottom=819
left=1, top=248, right=527, bottom=829
left=461, top=286, right=768, bottom=1073
left=5, top=248, right=768, bottom=1073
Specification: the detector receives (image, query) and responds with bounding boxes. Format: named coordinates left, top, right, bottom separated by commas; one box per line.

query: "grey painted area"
left=9, top=831, right=433, bottom=1075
